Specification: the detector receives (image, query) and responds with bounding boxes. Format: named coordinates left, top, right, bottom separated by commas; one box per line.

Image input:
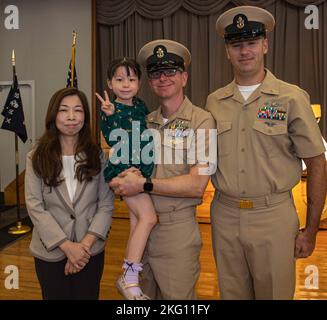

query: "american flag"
left=66, top=59, right=78, bottom=88
left=66, top=31, right=78, bottom=88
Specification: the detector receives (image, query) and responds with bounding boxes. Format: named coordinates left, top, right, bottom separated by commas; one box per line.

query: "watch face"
left=144, top=182, right=153, bottom=192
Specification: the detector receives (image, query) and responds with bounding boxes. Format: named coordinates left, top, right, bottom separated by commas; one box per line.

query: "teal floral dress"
left=100, top=97, right=154, bottom=182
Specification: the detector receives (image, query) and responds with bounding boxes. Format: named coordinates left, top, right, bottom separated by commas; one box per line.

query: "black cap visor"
left=147, top=61, right=184, bottom=73
left=146, top=51, right=185, bottom=73
left=225, top=31, right=266, bottom=44
left=224, top=21, right=266, bottom=44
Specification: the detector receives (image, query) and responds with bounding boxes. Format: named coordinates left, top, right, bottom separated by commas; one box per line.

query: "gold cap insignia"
left=236, top=16, right=245, bottom=29
left=156, top=47, right=164, bottom=59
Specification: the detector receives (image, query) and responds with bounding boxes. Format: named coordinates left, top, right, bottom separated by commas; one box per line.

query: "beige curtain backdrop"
left=96, top=0, right=327, bottom=140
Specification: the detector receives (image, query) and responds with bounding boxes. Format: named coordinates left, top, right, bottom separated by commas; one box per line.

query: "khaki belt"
left=216, top=191, right=292, bottom=209
left=157, top=207, right=196, bottom=224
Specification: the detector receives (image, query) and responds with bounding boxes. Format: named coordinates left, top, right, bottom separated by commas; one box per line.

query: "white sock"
left=122, top=260, right=143, bottom=297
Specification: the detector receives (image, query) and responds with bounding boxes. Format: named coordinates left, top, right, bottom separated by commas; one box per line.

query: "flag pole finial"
left=73, top=31, right=77, bottom=46
left=11, top=49, right=16, bottom=66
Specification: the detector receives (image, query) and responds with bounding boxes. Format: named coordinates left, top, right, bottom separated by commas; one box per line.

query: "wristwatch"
left=143, top=177, right=153, bottom=193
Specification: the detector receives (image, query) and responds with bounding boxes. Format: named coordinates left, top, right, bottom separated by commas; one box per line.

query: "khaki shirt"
left=205, top=69, right=325, bottom=198
left=147, top=96, right=216, bottom=213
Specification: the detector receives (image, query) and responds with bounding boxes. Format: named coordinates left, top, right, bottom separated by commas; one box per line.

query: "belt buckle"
left=239, top=200, right=253, bottom=209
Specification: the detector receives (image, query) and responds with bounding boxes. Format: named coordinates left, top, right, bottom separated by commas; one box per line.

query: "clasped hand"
left=61, top=240, right=92, bottom=275
left=109, top=168, right=143, bottom=197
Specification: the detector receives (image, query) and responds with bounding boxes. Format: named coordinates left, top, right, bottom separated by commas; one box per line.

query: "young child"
left=96, top=58, right=156, bottom=300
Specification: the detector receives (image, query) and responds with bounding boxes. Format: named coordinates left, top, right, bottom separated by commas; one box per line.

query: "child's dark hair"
left=107, top=57, right=142, bottom=80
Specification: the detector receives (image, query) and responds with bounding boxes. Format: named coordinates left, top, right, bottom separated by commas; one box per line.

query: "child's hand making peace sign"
left=95, top=90, right=115, bottom=116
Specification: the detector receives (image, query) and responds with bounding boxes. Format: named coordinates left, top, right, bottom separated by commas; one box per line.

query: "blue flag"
left=1, top=74, right=28, bottom=143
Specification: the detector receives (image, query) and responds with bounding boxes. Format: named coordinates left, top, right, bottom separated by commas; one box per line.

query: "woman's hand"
left=64, top=260, right=80, bottom=275
left=80, top=233, right=97, bottom=250
left=62, top=235, right=96, bottom=275
left=95, top=90, right=115, bottom=116
left=60, top=240, right=91, bottom=270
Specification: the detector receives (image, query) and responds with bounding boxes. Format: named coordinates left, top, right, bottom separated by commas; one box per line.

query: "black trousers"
left=34, top=251, right=105, bottom=300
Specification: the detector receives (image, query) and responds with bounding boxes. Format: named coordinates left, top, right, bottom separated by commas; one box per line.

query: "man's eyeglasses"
left=147, top=68, right=182, bottom=80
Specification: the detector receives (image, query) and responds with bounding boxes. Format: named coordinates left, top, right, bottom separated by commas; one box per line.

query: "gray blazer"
left=25, top=150, right=114, bottom=262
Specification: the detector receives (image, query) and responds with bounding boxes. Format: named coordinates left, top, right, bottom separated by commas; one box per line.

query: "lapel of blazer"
left=72, top=179, right=88, bottom=208
left=54, top=178, right=88, bottom=216
left=54, top=173, right=75, bottom=215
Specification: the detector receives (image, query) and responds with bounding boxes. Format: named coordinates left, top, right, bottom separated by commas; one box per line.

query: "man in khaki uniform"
left=109, top=39, right=216, bottom=299
left=206, top=6, right=327, bottom=299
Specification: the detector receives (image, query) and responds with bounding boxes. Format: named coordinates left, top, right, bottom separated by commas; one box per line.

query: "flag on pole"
left=66, top=31, right=78, bottom=88
left=1, top=71, right=28, bottom=143
left=66, top=60, right=77, bottom=88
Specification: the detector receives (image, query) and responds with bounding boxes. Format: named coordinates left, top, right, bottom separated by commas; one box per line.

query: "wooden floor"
left=0, top=216, right=327, bottom=300
left=1, top=178, right=327, bottom=300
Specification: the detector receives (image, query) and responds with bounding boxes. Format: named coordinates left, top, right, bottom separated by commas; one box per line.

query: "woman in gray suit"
left=25, top=87, right=114, bottom=299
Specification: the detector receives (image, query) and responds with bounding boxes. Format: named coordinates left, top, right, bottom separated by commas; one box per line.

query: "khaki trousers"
left=141, top=207, right=202, bottom=300
left=211, top=192, right=299, bottom=300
